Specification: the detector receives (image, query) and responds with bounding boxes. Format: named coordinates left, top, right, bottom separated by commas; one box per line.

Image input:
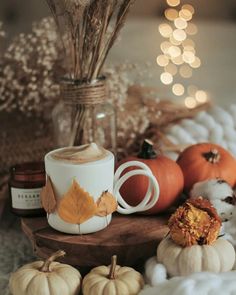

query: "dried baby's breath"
left=0, top=18, right=61, bottom=115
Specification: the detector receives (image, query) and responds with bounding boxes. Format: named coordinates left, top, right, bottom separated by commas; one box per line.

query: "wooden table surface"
left=21, top=214, right=169, bottom=269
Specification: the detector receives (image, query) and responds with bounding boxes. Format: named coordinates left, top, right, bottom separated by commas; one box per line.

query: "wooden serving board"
left=21, top=214, right=169, bottom=268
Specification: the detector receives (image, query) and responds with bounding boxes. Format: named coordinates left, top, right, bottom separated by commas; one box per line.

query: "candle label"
left=11, top=187, right=43, bottom=209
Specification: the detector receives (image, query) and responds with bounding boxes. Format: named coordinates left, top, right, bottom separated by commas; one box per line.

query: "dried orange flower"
left=168, top=197, right=222, bottom=247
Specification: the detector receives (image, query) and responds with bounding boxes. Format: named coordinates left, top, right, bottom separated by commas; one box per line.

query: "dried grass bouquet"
left=46, top=0, right=135, bottom=81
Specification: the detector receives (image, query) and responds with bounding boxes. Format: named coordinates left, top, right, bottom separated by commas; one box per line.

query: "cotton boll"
left=195, top=112, right=217, bottom=130
left=190, top=179, right=235, bottom=221
left=209, top=106, right=235, bottom=128
left=145, top=257, right=167, bottom=287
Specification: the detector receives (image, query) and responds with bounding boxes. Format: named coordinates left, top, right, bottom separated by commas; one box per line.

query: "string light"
left=165, top=8, right=179, bottom=21
left=165, top=63, right=178, bottom=75
left=195, top=90, right=208, bottom=103
left=160, top=72, right=173, bottom=85
left=185, top=96, right=197, bottom=108
left=167, top=0, right=180, bottom=7
left=159, top=23, right=173, bottom=38
left=156, top=0, right=209, bottom=106
left=179, top=65, right=192, bottom=78
left=156, top=55, right=169, bottom=67
left=172, top=83, right=185, bottom=96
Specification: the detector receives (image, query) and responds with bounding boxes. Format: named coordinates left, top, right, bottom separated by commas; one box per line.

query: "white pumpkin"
left=82, top=255, right=144, bottom=295
left=9, top=250, right=82, bottom=295
left=157, top=236, right=235, bottom=277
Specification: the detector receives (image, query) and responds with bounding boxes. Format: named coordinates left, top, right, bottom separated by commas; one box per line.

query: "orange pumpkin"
left=118, top=140, right=184, bottom=214
left=177, top=143, right=236, bottom=192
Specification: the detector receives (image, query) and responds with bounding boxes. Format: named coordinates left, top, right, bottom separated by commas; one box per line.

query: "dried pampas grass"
left=46, top=0, right=135, bottom=81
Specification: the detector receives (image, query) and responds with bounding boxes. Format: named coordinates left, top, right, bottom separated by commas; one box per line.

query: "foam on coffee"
left=51, top=143, right=108, bottom=164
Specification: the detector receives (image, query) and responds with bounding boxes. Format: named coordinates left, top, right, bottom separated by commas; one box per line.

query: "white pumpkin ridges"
left=156, top=236, right=236, bottom=277
left=178, top=245, right=203, bottom=276
left=201, top=245, right=221, bottom=273
left=9, top=251, right=81, bottom=295
left=157, top=236, right=182, bottom=276
left=82, top=256, right=144, bottom=295
left=211, top=239, right=235, bottom=272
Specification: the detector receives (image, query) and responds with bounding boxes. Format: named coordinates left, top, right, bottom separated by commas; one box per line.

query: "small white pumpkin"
left=157, top=236, right=235, bottom=277
left=9, top=250, right=82, bottom=295
left=82, top=255, right=144, bottom=295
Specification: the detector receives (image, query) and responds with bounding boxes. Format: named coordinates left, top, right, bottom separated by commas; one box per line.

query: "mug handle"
left=114, top=161, right=160, bottom=215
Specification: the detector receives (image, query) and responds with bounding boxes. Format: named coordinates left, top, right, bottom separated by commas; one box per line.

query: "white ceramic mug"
left=45, top=146, right=160, bottom=234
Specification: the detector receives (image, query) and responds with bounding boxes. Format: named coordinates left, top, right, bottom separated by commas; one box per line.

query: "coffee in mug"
left=44, top=143, right=159, bottom=234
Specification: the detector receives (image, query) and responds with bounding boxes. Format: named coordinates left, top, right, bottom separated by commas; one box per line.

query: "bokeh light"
left=179, top=65, right=193, bottom=78
left=182, top=4, right=195, bottom=15
left=165, top=63, right=178, bottom=75
left=186, top=23, right=198, bottom=35
left=182, top=39, right=195, bottom=48
left=156, top=55, right=169, bottom=67
left=160, top=41, right=172, bottom=53
left=165, top=8, right=179, bottom=21
left=174, top=18, right=187, bottom=29
left=167, top=0, right=180, bottom=7
left=179, top=9, right=193, bottom=21
left=185, top=96, right=197, bottom=108
left=195, top=90, right=208, bottom=103
left=159, top=23, right=173, bottom=38
left=190, top=57, right=201, bottom=68
left=168, top=45, right=181, bottom=58
left=182, top=50, right=195, bottom=63
left=172, top=83, right=185, bottom=96
left=172, top=55, right=184, bottom=65
left=160, top=72, right=174, bottom=85
left=173, top=29, right=187, bottom=41
left=187, top=85, right=198, bottom=96
left=157, top=0, right=207, bottom=105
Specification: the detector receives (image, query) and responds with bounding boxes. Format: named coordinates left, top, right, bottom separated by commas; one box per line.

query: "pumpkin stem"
left=203, top=149, right=221, bottom=164
left=138, top=139, right=157, bottom=159
left=40, top=250, right=66, bottom=272
left=108, top=255, right=117, bottom=280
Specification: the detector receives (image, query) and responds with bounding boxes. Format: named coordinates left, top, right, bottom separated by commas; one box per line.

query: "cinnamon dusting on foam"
left=51, top=143, right=108, bottom=164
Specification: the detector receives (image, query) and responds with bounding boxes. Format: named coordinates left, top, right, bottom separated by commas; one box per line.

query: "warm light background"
left=1, top=0, right=236, bottom=36
left=1, top=0, right=236, bottom=105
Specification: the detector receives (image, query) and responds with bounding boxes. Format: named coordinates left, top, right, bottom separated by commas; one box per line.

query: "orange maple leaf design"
left=96, top=191, right=118, bottom=217
left=58, top=180, right=97, bottom=224
left=40, top=176, right=57, bottom=214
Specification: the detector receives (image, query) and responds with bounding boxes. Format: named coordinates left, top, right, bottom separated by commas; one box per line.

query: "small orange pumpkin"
left=117, top=140, right=184, bottom=214
left=177, top=143, right=236, bottom=192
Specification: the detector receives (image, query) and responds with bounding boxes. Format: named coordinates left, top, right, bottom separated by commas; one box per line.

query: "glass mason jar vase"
left=52, top=77, right=117, bottom=153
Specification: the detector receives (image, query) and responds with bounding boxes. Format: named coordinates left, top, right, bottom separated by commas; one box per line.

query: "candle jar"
left=9, top=162, right=46, bottom=217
